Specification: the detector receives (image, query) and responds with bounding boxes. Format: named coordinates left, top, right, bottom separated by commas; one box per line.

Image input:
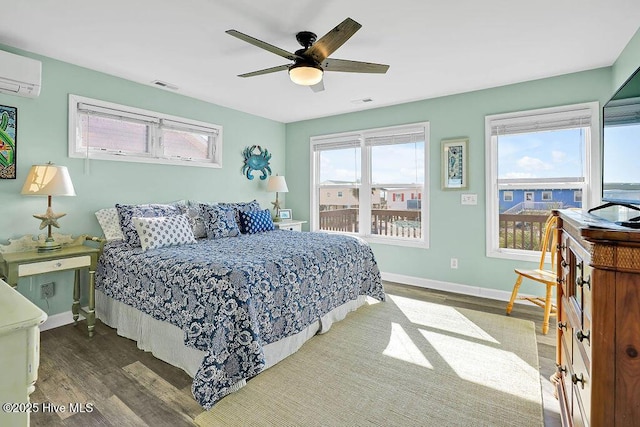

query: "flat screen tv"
left=598, top=66, right=640, bottom=226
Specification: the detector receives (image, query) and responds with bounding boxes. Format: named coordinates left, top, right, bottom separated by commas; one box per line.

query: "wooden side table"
left=0, top=235, right=102, bottom=337
left=274, top=219, right=307, bottom=232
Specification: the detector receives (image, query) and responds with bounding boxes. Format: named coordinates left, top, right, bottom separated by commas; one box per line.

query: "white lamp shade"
left=267, top=175, right=289, bottom=193
left=21, top=164, right=76, bottom=196
left=289, top=65, right=323, bottom=86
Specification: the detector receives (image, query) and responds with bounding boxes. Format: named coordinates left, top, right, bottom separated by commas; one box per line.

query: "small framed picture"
left=441, top=138, right=469, bottom=190
left=279, top=209, right=292, bottom=220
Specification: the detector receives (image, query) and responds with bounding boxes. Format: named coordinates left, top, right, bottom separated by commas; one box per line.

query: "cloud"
left=516, top=156, right=552, bottom=171
left=551, top=150, right=566, bottom=163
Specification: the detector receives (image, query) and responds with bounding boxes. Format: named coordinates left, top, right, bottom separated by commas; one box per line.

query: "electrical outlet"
left=40, top=282, right=55, bottom=299
left=450, top=258, right=458, bottom=269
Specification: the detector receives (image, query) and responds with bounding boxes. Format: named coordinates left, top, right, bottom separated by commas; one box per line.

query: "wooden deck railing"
left=498, top=213, right=549, bottom=250
left=318, top=208, right=422, bottom=239
left=318, top=209, right=549, bottom=249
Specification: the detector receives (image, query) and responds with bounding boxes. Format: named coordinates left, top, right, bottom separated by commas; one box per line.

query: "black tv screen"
left=602, top=66, right=640, bottom=205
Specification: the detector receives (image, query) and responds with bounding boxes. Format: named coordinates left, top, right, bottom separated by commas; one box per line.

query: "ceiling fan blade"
left=238, top=64, right=290, bottom=78
left=226, top=30, right=300, bottom=61
left=321, top=58, right=389, bottom=74
left=305, top=18, right=362, bottom=63
left=310, top=80, right=325, bottom=92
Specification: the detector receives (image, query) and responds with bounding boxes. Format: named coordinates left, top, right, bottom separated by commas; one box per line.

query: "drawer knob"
left=576, top=330, right=591, bottom=344
left=556, top=243, right=566, bottom=251
left=571, top=373, right=585, bottom=389
left=558, top=322, right=567, bottom=331
left=626, top=346, right=638, bottom=359
left=555, top=363, right=567, bottom=374
left=561, top=260, right=568, bottom=268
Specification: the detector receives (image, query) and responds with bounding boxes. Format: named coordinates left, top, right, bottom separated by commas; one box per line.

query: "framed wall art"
left=441, top=138, right=468, bottom=190
left=0, top=105, right=17, bottom=179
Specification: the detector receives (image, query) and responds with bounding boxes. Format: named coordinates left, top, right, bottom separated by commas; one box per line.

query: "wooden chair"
left=506, top=214, right=559, bottom=334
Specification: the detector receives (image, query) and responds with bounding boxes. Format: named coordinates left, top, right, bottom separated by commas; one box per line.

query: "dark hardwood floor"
left=30, top=281, right=560, bottom=426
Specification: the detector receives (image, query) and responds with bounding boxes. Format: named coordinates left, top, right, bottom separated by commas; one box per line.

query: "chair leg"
left=542, top=283, right=554, bottom=335
left=506, top=275, right=523, bottom=315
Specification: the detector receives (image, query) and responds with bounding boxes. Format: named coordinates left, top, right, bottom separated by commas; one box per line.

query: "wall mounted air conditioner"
left=0, top=50, right=42, bottom=98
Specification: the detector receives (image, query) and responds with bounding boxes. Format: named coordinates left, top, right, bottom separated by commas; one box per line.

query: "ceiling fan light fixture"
left=288, top=63, right=323, bottom=86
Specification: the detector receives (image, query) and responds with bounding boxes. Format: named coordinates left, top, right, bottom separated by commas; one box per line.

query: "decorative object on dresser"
left=278, top=208, right=292, bottom=220
left=506, top=214, right=559, bottom=334
left=0, top=279, right=46, bottom=427
left=0, top=104, right=17, bottom=179
left=0, top=234, right=102, bottom=337
left=266, top=174, right=288, bottom=221
left=552, top=209, right=640, bottom=427
left=21, top=162, right=76, bottom=252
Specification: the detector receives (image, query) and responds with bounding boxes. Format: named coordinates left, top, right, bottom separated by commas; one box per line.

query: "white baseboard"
left=40, top=310, right=74, bottom=331
left=380, top=271, right=547, bottom=306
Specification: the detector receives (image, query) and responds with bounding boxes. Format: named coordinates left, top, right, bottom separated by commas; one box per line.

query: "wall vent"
left=151, top=80, right=179, bottom=91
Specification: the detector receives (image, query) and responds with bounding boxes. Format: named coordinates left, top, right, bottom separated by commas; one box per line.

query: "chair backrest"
left=538, top=214, right=559, bottom=271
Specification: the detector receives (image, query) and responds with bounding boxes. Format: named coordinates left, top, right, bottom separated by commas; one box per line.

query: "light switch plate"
left=461, top=193, right=478, bottom=205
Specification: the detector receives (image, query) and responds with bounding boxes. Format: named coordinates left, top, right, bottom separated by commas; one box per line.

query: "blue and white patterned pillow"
left=132, top=215, right=196, bottom=251
left=219, top=200, right=261, bottom=228
left=116, top=203, right=182, bottom=247
left=200, top=204, right=240, bottom=239
left=238, top=209, right=275, bottom=234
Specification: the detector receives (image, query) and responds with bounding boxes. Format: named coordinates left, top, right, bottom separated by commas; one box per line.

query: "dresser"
left=553, top=209, right=640, bottom=427
left=0, top=279, right=47, bottom=427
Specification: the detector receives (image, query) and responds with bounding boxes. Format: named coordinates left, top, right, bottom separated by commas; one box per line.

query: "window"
left=68, top=95, right=222, bottom=168
left=574, top=190, right=582, bottom=203
left=486, top=102, right=599, bottom=261
left=311, top=122, right=429, bottom=247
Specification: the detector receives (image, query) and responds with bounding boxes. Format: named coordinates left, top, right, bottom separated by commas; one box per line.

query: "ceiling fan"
left=226, top=17, right=389, bottom=92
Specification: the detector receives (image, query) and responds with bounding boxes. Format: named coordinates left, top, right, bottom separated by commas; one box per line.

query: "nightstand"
left=0, top=236, right=101, bottom=337
left=274, top=219, right=307, bottom=232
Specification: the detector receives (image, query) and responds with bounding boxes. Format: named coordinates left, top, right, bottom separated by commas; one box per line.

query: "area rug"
left=195, top=294, right=543, bottom=427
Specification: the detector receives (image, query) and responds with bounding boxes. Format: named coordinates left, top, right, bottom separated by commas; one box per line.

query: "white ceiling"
left=2, top=1, right=640, bottom=123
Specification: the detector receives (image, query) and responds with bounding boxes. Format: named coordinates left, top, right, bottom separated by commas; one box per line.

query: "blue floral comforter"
left=95, top=230, right=384, bottom=409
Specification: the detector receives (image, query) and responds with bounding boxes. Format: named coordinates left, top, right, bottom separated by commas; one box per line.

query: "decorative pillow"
left=219, top=200, right=261, bottom=227
left=95, top=207, right=124, bottom=241
left=177, top=203, right=207, bottom=239
left=200, top=204, right=240, bottom=239
left=238, top=209, right=275, bottom=234
left=132, top=215, right=196, bottom=251
left=116, top=203, right=182, bottom=247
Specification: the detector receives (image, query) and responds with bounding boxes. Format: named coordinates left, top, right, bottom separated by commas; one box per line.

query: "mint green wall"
left=612, top=27, right=640, bottom=91
left=0, top=46, right=285, bottom=315
left=285, top=68, right=614, bottom=296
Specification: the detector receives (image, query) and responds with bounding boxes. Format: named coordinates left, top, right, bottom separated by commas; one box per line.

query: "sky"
left=497, top=128, right=585, bottom=180
left=319, top=142, right=425, bottom=185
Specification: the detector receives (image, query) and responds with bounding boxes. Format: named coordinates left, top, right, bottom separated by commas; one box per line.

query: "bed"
left=94, top=202, right=384, bottom=409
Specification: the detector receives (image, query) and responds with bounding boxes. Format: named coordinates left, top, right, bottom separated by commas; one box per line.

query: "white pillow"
left=132, top=214, right=196, bottom=251
left=95, top=208, right=124, bottom=241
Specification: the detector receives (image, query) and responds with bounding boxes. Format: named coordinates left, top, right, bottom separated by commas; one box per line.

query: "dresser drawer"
left=571, top=340, right=591, bottom=426
left=18, top=255, right=91, bottom=277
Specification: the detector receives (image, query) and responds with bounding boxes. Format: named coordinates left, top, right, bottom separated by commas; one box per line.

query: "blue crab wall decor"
left=242, top=145, right=272, bottom=180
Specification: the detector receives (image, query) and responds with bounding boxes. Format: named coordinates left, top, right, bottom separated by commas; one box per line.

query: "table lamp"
left=267, top=175, right=288, bottom=222
left=21, top=162, right=76, bottom=252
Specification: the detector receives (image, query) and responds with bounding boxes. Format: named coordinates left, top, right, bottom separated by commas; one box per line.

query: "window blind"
left=490, top=108, right=593, bottom=136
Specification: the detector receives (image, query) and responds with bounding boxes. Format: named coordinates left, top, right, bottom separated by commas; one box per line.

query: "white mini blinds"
left=68, top=94, right=222, bottom=168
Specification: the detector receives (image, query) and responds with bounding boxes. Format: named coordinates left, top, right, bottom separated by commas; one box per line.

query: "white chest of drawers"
left=0, top=279, right=47, bottom=427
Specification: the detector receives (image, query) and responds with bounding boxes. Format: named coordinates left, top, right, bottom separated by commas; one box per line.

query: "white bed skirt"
left=96, top=290, right=369, bottom=380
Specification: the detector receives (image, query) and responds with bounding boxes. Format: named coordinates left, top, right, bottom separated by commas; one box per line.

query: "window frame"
left=68, top=94, right=223, bottom=168
left=485, top=102, right=600, bottom=262
left=310, top=122, right=429, bottom=248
